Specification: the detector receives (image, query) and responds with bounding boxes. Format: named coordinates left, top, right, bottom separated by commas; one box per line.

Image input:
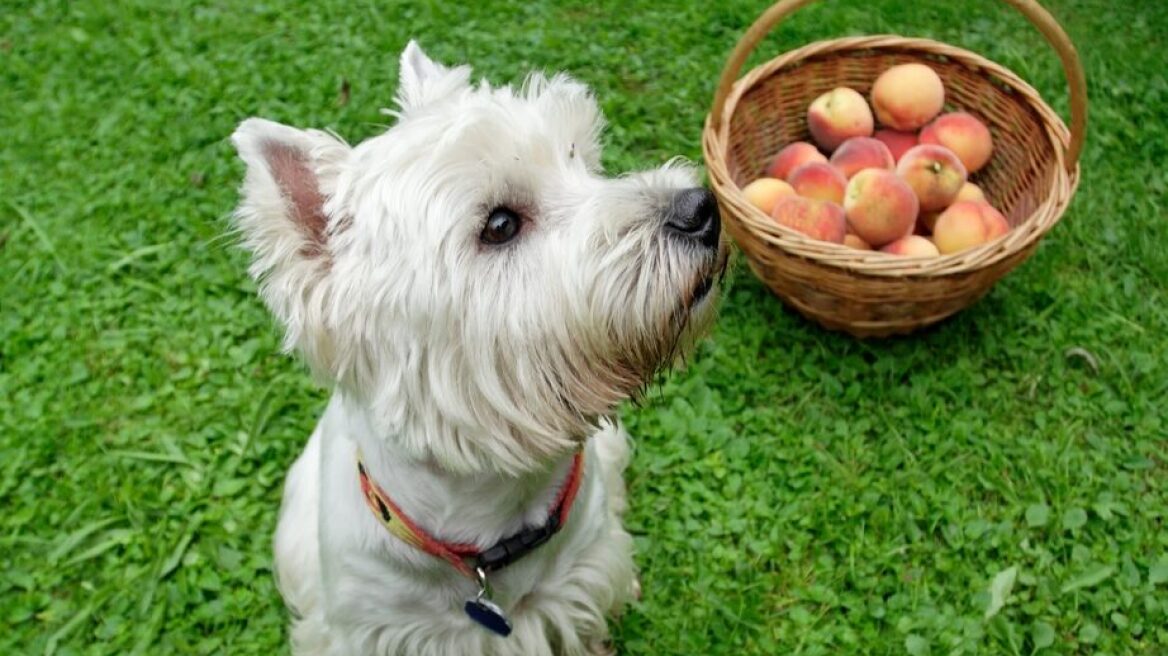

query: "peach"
left=842, top=168, right=919, bottom=247
left=871, top=63, right=945, bottom=131
left=741, top=178, right=796, bottom=215
left=765, top=142, right=828, bottom=180
left=843, top=233, right=872, bottom=250
left=807, top=87, right=874, bottom=152
left=954, top=181, right=986, bottom=204
left=982, top=205, right=1010, bottom=239
left=789, top=162, right=848, bottom=204
left=829, top=137, right=895, bottom=179
left=873, top=129, right=919, bottom=162
left=896, top=144, right=968, bottom=212
left=769, top=196, right=847, bottom=243
left=881, top=235, right=939, bottom=257
left=919, top=112, right=994, bottom=173
left=933, top=201, right=1010, bottom=254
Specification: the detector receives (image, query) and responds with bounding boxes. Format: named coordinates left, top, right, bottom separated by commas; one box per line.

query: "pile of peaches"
left=742, top=63, right=1008, bottom=257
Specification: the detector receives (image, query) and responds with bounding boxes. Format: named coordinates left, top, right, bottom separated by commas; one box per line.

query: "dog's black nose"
left=665, top=188, right=721, bottom=248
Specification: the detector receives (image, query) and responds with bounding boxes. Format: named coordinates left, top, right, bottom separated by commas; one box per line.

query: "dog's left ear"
left=395, top=40, right=470, bottom=112
left=231, top=118, right=351, bottom=377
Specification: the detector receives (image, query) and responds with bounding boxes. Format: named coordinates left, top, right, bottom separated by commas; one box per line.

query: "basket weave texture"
left=702, top=0, right=1087, bottom=337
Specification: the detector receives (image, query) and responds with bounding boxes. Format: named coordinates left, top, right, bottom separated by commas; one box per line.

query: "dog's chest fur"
left=274, top=395, right=635, bottom=655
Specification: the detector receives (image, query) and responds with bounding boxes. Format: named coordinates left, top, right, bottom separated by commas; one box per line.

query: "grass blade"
left=62, top=528, right=136, bottom=567
left=48, top=518, right=119, bottom=564
left=5, top=200, right=69, bottom=274
left=106, top=243, right=168, bottom=273
left=159, top=514, right=204, bottom=580
left=108, top=449, right=192, bottom=466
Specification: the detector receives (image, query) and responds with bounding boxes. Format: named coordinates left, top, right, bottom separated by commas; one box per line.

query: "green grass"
left=2, top=0, right=1166, bottom=653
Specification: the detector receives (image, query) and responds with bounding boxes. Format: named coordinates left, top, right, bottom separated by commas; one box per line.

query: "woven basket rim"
left=704, top=34, right=1081, bottom=279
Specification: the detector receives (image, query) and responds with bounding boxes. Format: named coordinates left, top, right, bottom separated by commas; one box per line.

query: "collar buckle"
left=475, top=513, right=561, bottom=572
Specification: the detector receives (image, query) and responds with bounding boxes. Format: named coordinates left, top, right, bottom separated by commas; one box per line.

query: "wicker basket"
left=702, top=0, right=1087, bottom=337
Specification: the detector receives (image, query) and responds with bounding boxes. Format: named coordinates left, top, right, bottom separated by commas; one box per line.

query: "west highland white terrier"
left=231, top=41, right=726, bottom=656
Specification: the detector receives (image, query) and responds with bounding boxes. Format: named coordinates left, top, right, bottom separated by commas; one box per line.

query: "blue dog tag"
left=466, top=566, right=512, bottom=637
left=464, top=597, right=512, bottom=637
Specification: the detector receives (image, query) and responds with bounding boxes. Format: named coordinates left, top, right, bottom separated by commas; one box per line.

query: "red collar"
left=357, top=452, right=586, bottom=580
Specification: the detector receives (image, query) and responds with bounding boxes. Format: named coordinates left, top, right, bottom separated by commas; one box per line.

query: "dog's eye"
left=481, top=207, right=523, bottom=245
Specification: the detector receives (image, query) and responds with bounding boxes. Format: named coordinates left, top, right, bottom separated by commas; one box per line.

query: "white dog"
left=231, top=42, right=725, bottom=656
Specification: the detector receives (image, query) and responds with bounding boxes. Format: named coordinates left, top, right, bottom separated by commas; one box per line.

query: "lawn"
left=2, top=0, right=1166, bottom=653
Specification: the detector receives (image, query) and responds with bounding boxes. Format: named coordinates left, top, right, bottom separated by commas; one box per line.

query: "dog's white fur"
left=231, top=42, right=723, bottom=655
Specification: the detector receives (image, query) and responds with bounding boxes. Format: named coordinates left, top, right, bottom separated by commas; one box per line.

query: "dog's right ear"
left=231, top=118, right=351, bottom=377
left=395, top=40, right=471, bottom=113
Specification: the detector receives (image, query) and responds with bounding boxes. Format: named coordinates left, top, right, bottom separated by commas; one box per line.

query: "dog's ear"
left=230, top=118, right=351, bottom=377
left=395, top=40, right=470, bottom=112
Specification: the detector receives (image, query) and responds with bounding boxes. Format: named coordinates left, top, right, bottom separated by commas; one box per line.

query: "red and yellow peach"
left=842, top=168, right=919, bottom=247
left=769, top=195, right=847, bottom=243
left=871, top=63, right=945, bottom=131
left=954, top=181, right=986, bottom=204
left=741, top=178, right=796, bottom=215
left=765, top=141, right=828, bottom=181
left=932, top=201, right=1010, bottom=254
left=789, top=162, right=848, bottom=205
left=807, top=87, right=874, bottom=152
left=829, top=137, right=895, bottom=179
left=919, top=112, right=994, bottom=173
left=896, top=144, right=968, bottom=212
left=881, top=235, right=940, bottom=257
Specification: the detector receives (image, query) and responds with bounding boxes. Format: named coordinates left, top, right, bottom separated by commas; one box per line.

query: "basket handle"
left=709, top=0, right=1087, bottom=172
